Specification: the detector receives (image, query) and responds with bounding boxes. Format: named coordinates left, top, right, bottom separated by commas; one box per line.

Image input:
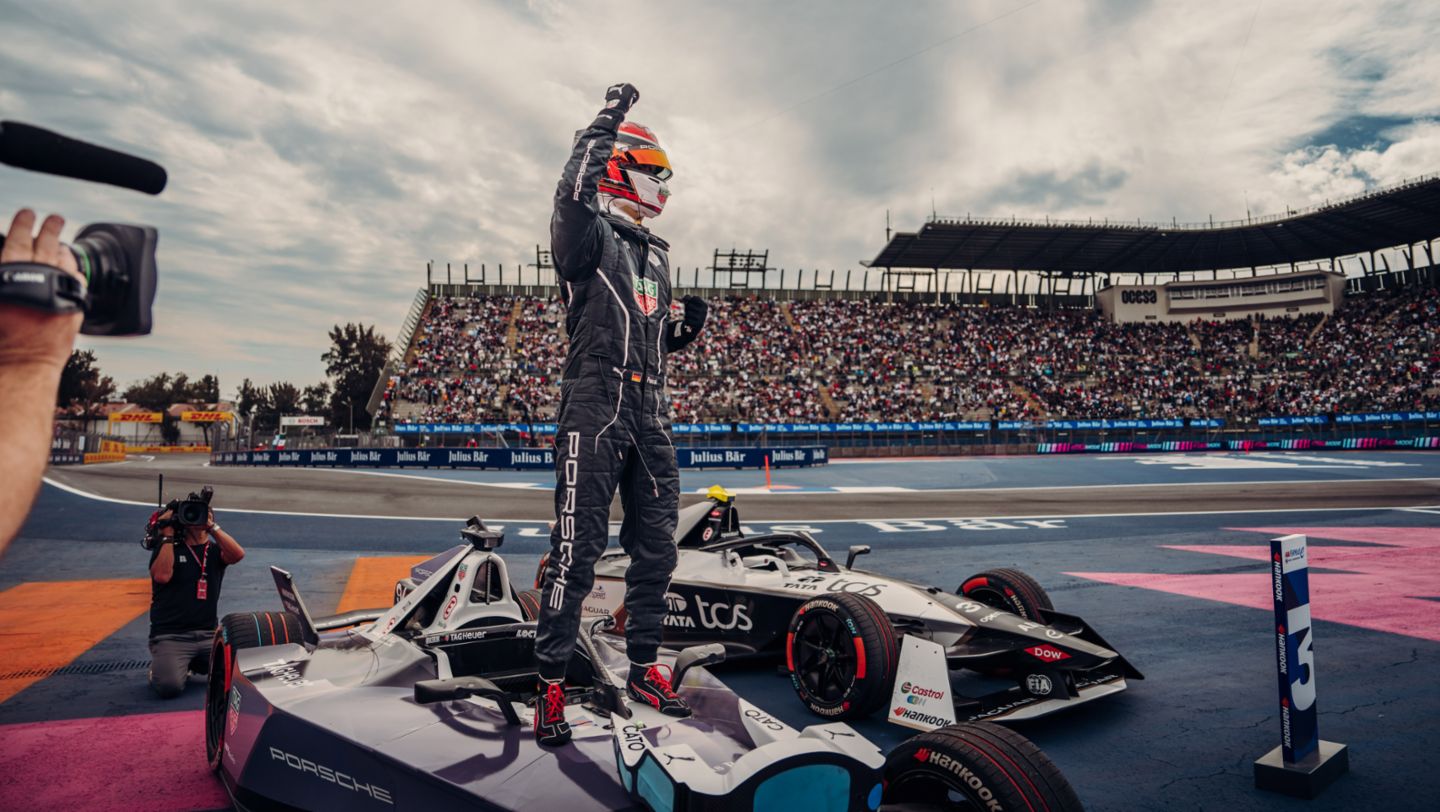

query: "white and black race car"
left=520, top=488, right=1144, bottom=731
left=218, top=517, right=1087, bottom=811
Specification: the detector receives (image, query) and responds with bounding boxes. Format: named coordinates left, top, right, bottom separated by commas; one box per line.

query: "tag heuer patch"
left=633, top=277, right=658, bottom=315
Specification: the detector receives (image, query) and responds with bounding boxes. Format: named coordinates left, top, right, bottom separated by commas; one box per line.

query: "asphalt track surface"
left=40, top=451, right=1440, bottom=521
left=4, top=450, right=1439, bottom=811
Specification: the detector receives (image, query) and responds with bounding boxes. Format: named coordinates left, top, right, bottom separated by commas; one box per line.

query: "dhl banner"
left=124, top=444, right=212, bottom=454
left=181, top=411, right=232, bottom=423
left=100, top=439, right=125, bottom=454
left=108, top=412, right=162, bottom=423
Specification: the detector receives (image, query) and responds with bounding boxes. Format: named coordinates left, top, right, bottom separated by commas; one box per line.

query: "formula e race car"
left=212, top=517, right=1085, bottom=811
left=517, top=488, right=1142, bottom=730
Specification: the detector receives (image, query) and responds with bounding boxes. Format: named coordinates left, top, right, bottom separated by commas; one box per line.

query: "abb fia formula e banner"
left=1271, top=534, right=1319, bottom=764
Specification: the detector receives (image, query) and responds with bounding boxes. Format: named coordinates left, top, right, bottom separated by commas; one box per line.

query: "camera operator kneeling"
left=144, top=492, right=244, bottom=699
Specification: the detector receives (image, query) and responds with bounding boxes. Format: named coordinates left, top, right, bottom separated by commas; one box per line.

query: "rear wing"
left=270, top=566, right=320, bottom=647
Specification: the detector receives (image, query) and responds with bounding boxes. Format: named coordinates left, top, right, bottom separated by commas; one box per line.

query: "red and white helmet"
left=599, top=121, right=671, bottom=220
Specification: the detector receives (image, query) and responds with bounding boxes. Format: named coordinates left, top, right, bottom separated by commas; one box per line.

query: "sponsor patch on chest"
left=633, top=277, right=658, bottom=315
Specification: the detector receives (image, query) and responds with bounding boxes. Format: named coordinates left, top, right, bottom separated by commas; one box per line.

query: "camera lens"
left=177, top=500, right=207, bottom=526
left=69, top=223, right=158, bottom=337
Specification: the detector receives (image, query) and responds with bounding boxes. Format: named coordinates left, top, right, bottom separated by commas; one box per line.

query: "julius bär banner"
left=211, top=446, right=828, bottom=471
left=1271, top=534, right=1319, bottom=764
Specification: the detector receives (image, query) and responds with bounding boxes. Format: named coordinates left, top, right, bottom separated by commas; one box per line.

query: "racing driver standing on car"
left=532, top=83, right=708, bottom=747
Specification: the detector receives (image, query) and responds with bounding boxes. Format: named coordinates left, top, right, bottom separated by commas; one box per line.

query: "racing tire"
left=957, top=568, right=1053, bottom=621
left=882, top=722, right=1084, bottom=811
left=534, top=552, right=550, bottom=590
left=786, top=592, right=898, bottom=720
left=205, top=611, right=301, bottom=771
left=515, top=588, right=542, bottom=622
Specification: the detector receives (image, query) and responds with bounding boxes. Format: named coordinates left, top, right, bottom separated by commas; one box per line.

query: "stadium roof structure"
left=868, top=175, right=1440, bottom=277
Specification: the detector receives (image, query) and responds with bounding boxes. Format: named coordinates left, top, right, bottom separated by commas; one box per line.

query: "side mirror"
left=845, top=545, right=871, bottom=569
left=672, top=643, right=726, bottom=688
left=414, top=676, right=521, bottom=726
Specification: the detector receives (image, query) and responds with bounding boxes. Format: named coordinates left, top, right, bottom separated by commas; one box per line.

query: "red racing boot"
left=535, top=678, right=572, bottom=747
left=626, top=663, right=691, bottom=717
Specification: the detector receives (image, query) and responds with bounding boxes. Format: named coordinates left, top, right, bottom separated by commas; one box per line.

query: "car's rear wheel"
left=881, top=722, right=1084, bottom=811
left=534, top=552, right=550, bottom=589
left=786, top=592, right=898, bottom=720
left=205, top=611, right=301, bottom=771
left=957, top=568, right=1053, bottom=621
left=515, top=588, right=542, bottom=622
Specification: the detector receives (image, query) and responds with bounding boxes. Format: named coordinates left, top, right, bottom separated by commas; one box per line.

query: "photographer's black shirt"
left=149, top=541, right=227, bottom=637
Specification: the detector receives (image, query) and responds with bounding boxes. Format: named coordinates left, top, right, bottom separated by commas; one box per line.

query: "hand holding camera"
left=0, top=209, right=82, bottom=368
left=0, top=122, right=163, bottom=340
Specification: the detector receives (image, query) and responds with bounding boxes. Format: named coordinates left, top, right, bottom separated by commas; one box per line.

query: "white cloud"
left=0, top=0, right=1434, bottom=391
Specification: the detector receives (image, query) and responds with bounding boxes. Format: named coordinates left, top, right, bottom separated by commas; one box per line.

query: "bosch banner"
left=1271, top=534, right=1319, bottom=764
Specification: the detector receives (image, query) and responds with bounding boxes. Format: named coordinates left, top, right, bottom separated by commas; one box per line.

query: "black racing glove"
left=666, top=295, right=707, bottom=352
left=604, top=83, right=640, bottom=115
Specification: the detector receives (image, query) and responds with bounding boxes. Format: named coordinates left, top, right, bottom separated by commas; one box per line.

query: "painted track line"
left=323, top=468, right=548, bottom=489
left=38, top=477, right=1425, bottom=525
left=41, top=477, right=466, bottom=523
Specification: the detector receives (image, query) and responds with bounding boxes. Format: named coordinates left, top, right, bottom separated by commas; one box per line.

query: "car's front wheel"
left=956, top=567, right=1053, bottom=621
left=786, top=592, right=898, bottom=720
left=881, top=722, right=1084, bottom=811
left=205, top=611, right=301, bottom=771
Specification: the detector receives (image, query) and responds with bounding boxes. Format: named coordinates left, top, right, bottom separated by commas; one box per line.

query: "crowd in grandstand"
left=377, top=285, right=1439, bottom=426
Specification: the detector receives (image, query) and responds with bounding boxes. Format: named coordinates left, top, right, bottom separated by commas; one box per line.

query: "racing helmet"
left=598, top=121, right=671, bottom=221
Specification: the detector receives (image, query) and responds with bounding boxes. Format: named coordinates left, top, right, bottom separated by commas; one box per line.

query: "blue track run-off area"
left=5, top=450, right=1440, bottom=811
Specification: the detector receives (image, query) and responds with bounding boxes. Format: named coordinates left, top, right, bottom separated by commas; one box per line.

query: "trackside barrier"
left=210, top=446, right=827, bottom=471
left=1038, top=437, right=1437, bottom=454
left=84, top=439, right=127, bottom=464
left=1254, top=534, right=1348, bottom=798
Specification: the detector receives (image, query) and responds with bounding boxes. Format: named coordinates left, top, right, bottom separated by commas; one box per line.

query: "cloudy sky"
left=2, top=0, right=1437, bottom=393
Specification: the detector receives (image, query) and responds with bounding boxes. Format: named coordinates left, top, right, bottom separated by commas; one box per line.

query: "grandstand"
left=371, top=177, right=1439, bottom=436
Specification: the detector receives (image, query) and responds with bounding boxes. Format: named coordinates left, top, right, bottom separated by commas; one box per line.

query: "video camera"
left=0, top=121, right=165, bottom=336
left=142, top=485, right=214, bottom=550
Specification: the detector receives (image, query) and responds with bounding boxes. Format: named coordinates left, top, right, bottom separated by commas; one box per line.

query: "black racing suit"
left=533, top=104, right=703, bottom=680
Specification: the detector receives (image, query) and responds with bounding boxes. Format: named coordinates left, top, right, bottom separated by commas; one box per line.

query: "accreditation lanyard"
left=188, top=539, right=211, bottom=600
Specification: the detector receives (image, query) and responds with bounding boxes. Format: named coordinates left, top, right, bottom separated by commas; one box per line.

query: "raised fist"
left=604, top=83, right=640, bottom=114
